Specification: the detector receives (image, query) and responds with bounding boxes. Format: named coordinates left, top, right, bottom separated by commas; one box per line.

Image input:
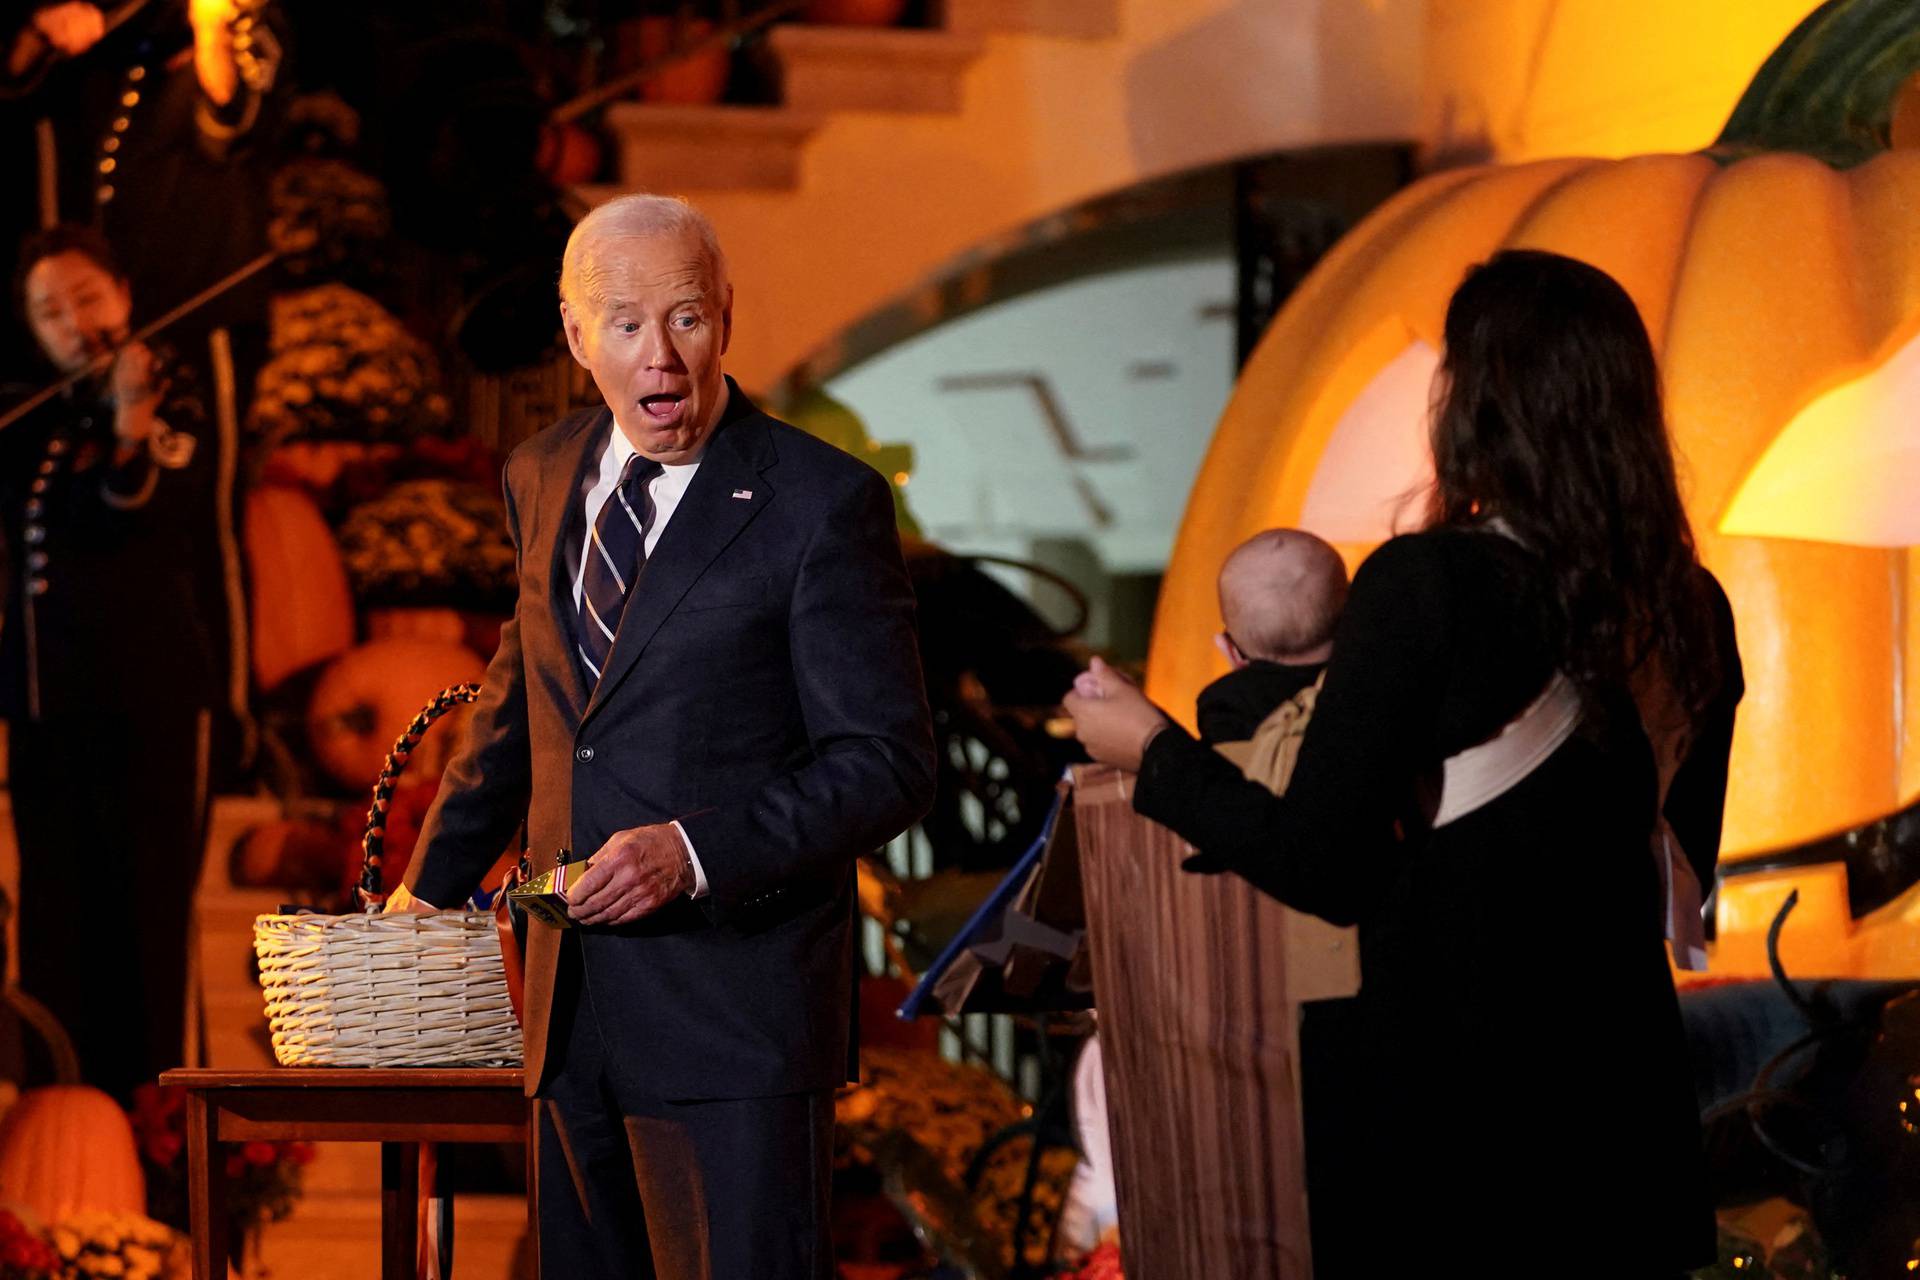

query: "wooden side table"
left=158, top=1067, right=531, bottom=1280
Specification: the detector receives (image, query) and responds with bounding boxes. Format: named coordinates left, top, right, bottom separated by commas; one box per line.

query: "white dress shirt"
left=573, top=423, right=710, bottom=898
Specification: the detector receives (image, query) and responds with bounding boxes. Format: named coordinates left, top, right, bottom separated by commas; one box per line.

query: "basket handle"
left=358, top=682, right=483, bottom=905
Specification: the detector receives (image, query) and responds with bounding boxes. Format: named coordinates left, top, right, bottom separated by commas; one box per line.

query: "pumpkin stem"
left=1715, top=0, right=1920, bottom=166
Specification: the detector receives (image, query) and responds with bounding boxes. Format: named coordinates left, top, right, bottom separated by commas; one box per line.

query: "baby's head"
left=1216, top=529, right=1349, bottom=668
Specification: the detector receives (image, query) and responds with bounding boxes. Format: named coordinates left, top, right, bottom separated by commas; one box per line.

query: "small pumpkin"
left=306, top=639, right=485, bottom=791
left=535, top=120, right=604, bottom=185
left=366, top=608, right=507, bottom=664
left=0, top=1086, right=146, bottom=1225
left=616, top=16, right=732, bottom=105
left=243, top=485, right=355, bottom=692
left=364, top=607, right=466, bottom=646
left=230, top=818, right=355, bottom=891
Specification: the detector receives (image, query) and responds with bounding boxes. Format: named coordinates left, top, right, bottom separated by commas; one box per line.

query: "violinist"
left=2, top=224, right=227, bottom=1099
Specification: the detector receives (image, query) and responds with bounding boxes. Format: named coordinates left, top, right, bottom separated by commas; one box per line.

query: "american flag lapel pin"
left=732, top=488, right=754, bottom=500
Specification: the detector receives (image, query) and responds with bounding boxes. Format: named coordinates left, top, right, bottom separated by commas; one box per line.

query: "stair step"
left=601, top=104, right=824, bottom=192
left=940, top=0, right=1119, bottom=38
left=767, top=25, right=984, bottom=114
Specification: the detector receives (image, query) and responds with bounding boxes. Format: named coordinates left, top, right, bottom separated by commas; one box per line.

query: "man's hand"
left=1062, top=657, right=1172, bottom=773
left=32, top=3, right=105, bottom=57
left=568, top=823, right=694, bottom=927
left=381, top=883, right=440, bottom=915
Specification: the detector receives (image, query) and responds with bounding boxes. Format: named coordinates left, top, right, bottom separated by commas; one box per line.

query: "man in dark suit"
left=387, top=193, right=936, bottom=1278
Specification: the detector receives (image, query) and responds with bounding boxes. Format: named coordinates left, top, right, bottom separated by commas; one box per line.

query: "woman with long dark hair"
left=1067, top=249, right=1742, bottom=1273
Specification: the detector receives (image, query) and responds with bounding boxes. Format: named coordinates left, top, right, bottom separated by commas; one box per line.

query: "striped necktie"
left=577, top=453, right=663, bottom=682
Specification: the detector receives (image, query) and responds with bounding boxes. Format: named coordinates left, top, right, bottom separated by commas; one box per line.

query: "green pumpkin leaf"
left=1715, top=0, right=1920, bottom=166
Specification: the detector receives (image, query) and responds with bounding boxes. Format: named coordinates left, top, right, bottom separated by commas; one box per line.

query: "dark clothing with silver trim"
left=0, top=355, right=223, bottom=1099
left=0, top=361, right=220, bottom=718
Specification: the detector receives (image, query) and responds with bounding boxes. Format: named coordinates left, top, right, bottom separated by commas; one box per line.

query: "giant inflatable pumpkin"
left=1150, top=0, right=1920, bottom=873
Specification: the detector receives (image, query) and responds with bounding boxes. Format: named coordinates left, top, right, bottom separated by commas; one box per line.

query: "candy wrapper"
left=506, top=856, right=577, bottom=929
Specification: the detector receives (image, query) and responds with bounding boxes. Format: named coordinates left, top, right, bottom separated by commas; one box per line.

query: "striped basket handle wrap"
left=357, top=682, right=483, bottom=903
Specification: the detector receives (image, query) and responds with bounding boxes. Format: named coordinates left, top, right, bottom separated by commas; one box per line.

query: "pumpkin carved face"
left=1146, top=18, right=1920, bottom=859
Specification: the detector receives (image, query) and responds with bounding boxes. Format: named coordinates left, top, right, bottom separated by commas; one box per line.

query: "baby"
left=1200, top=528, right=1349, bottom=760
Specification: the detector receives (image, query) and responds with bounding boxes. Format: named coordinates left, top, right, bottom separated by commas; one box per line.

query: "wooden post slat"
left=1072, top=763, right=1315, bottom=1279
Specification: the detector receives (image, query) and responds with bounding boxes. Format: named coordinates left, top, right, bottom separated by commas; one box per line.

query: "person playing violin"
left=0, top=224, right=229, bottom=1100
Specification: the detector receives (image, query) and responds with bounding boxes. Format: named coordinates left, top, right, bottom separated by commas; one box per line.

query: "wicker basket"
left=252, top=683, right=523, bottom=1068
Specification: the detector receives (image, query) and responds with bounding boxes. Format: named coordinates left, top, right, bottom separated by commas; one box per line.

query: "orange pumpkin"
left=244, top=485, right=356, bottom=691
left=365, top=608, right=507, bottom=660
left=535, top=121, right=604, bottom=186
left=615, top=16, right=731, bottom=105
left=230, top=818, right=355, bottom=891
left=1148, top=1, right=1920, bottom=863
left=306, top=639, right=485, bottom=791
left=0, top=1086, right=145, bottom=1224
left=364, top=607, right=467, bottom=646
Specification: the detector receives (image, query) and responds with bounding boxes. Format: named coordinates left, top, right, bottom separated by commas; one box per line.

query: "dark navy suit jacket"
left=407, top=380, right=936, bottom=1099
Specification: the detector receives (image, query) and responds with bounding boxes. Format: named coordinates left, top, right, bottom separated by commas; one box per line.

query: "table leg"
left=419, top=1143, right=455, bottom=1280
left=185, top=1092, right=228, bottom=1280
left=525, top=1104, right=540, bottom=1280
left=381, top=1141, right=421, bottom=1280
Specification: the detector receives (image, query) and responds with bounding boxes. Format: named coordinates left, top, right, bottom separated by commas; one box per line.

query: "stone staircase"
left=583, top=0, right=1133, bottom=389
left=594, top=0, right=1120, bottom=194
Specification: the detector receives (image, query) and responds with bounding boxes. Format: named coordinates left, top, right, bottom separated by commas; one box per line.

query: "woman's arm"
left=1129, top=535, right=1455, bottom=925
left=1662, top=572, right=1744, bottom=889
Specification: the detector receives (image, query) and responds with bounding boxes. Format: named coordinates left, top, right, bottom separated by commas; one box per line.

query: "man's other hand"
left=32, top=4, right=105, bottom=57
left=382, top=883, right=440, bottom=915
left=569, top=824, right=694, bottom=926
